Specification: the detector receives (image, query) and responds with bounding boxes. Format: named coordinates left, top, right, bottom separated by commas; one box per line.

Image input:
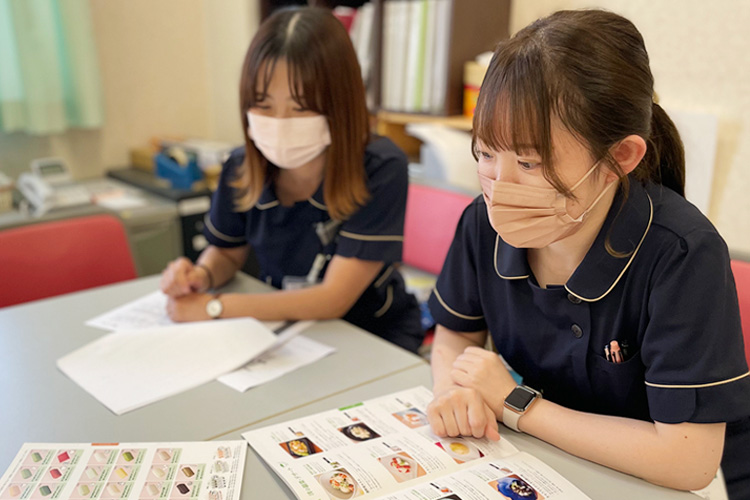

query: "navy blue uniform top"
left=204, top=136, right=423, bottom=353
left=428, top=179, right=750, bottom=498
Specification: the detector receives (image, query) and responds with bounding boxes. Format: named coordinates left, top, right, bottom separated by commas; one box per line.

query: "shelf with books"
left=372, top=0, right=509, bottom=116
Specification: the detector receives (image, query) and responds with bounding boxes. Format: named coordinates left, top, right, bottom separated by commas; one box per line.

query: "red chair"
left=403, top=183, right=475, bottom=275
left=0, top=214, right=137, bottom=308
left=403, top=183, right=475, bottom=356
left=731, top=259, right=750, bottom=364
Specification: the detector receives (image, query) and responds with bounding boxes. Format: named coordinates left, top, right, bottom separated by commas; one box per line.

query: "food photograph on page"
left=338, top=422, right=381, bottom=442
left=489, top=474, right=541, bottom=500
left=392, top=407, right=429, bottom=429
left=314, top=468, right=363, bottom=499
left=377, top=451, right=426, bottom=483
left=279, top=437, right=323, bottom=459
left=434, top=437, right=484, bottom=463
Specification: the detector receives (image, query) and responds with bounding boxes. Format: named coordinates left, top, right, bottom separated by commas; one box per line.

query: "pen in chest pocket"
left=605, top=339, right=630, bottom=364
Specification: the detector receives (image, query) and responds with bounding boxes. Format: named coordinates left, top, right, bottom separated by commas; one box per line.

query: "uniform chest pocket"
left=588, top=350, right=650, bottom=419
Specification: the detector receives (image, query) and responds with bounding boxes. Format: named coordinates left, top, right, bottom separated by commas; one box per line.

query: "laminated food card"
left=0, top=441, right=246, bottom=500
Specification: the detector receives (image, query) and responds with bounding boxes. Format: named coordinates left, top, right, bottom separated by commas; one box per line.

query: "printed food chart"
left=0, top=442, right=246, bottom=500
left=244, top=387, right=591, bottom=500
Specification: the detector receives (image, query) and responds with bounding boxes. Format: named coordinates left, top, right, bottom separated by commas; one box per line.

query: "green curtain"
left=0, top=0, right=103, bottom=134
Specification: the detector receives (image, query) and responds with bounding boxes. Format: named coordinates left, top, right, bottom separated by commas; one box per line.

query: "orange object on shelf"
left=463, top=61, right=488, bottom=117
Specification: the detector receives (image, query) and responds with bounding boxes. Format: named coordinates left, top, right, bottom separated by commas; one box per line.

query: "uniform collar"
left=493, top=234, right=531, bottom=280
left=256, top=182, right=280, bottom=210
left=255, top=178, right=327, bottom=211
left=494, top=179, right=654, bottom=301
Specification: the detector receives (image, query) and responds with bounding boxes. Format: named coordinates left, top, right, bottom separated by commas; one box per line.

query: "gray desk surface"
left=225, top=364, right=697, bottom=500
left=0, top=274, right=425, bottom=471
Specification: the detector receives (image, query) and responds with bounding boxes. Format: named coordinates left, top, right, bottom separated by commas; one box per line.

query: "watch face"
left=505, top=387, right=536, bottom=412
left=206, top=298, right=222, bottom=318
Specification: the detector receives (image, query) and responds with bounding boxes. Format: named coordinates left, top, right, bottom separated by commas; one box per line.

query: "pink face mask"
left=479, top=161, right=614, bottom=248
left=247, top=111, right=331, bottom=169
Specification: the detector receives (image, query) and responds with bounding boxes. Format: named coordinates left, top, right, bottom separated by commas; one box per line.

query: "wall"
left=202, top=0, right=258, bottom=144
left=510, top=0, right=750, bottom=253
left=0, top=0, right=258, bottom=181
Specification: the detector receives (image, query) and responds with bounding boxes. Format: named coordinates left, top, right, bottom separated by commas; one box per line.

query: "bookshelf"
left=258, top=0, right=508, bottom=164
left=372, top=0, right=510, bottom=116
left=259, top=0, right=370, bottom=20
left=259, top=0, right=509, bottom=117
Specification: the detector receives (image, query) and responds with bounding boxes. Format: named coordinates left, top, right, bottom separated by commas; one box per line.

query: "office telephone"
left=18, top=158, right=91, bottom=215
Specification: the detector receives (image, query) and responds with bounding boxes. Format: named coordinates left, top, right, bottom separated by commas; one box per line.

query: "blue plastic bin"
left=155, top=153, right=203, bottom=190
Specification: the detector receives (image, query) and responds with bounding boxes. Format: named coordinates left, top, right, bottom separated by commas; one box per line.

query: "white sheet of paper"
left=57, top=318, right=277, bottom=415
left=218, top=335, right=335, bottom=392
left=86, top=290, right=287, bottom=334
left=86, top=291, right=173, bottom=331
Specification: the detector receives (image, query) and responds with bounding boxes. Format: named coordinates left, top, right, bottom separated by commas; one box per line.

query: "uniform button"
left=567, top=293, right=582, bottom=304
left=571, top=324, right=583, bottom=338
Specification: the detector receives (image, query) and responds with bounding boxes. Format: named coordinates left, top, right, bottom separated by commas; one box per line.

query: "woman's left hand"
left=166, top=294, right=211, bottom=322
left=451, top=346, right=517, bottom=418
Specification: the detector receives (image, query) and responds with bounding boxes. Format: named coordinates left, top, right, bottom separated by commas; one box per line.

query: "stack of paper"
left=61, top=292, right=335, bottom=414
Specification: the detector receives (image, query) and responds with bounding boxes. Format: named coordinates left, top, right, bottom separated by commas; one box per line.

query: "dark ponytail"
left=638, top=102, right=686, bottom=197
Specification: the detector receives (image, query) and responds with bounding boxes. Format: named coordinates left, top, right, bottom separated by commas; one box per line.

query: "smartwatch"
left=502, top=385, right=541, bottom=432
left=205, top=295, right=223, bottom=319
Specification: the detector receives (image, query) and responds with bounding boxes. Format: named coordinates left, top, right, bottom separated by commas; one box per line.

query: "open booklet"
left=244, top=386, right=590, bottom=500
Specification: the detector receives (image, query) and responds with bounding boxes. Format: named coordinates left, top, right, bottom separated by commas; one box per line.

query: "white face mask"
left=247, top=111, right=331, bottom=169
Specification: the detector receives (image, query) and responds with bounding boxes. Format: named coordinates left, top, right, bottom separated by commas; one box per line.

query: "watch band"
left=502, top=406, right=523, bottom=432
left=502, top=385, right=541, bottom=432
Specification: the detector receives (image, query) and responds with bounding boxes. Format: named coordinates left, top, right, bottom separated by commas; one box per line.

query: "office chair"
left=403, top=183, right=475, bottom=275
left=402, top=182, right=475, bottom=356
left=731, top=259, right=750, bottom=364
left=0, top=214, right=138, bottom=308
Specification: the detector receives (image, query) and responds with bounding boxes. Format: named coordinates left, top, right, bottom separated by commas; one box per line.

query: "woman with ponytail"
left=425, top=9, right=750, bottom=498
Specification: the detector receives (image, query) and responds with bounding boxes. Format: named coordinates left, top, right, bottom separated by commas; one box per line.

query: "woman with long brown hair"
left=426, top=9, right=750, bottom=498
left=160, top=7, right=424, bottom=353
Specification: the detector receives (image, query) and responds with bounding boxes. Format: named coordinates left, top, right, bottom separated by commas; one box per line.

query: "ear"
left=608, top=135, right=647, bottom=179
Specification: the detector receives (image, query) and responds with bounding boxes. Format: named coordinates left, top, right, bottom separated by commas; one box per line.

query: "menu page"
left=243, top=387, right=520, bottom=500
left=371, top=453, right=591, bottom=500
left=0, top=441, right=246, bottom=500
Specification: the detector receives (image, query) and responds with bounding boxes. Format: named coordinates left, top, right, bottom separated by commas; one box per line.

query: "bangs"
left=247, top=47, right=325, bottom=115
left=285, top=50, right=325, bottom=113
left=472, top=46, right=552, bottom=163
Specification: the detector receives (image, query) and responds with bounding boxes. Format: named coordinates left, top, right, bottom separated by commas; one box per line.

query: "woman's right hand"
left=160, top=257, right=210, bottom=297
left=426, top=385, right=501, bottom=441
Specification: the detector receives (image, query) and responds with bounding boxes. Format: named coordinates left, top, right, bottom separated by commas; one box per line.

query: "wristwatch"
left=502, top=385, right=541, bottom=432
left=205, top=295, right=223, bottom=319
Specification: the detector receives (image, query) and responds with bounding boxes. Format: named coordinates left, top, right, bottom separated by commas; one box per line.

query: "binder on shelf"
left=420, top=0, right=439, bottom=113
left=350, top=2, right=376, bottom=84
left=403, top=0, right=428, bottom=112
left=429, top=0, right=452, bottom=114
